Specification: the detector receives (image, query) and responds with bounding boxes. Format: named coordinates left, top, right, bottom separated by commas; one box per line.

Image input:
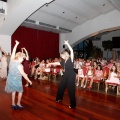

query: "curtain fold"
left=12, top=26, right=59, bottom=60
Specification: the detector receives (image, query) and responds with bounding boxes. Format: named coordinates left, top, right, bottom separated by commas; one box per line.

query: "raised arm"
left=18, top=64, right=32, bottom=85
left=22, top=48, right=29, bottom=60
left=21, top=48, right=24, bottom=53
left=64, top=40, right=74, bottom=62
left=48, top=62, right=61, bottom=67
left=11, top=40, right=19, bottom=60
left=50, top=62, right=60, bottom=66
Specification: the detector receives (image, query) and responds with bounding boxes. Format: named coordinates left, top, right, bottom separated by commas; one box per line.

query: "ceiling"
left=21, top=0, right=120, bottom=33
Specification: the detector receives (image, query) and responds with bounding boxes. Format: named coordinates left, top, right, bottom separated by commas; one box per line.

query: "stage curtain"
left=12, top=26, right=59, bottom=61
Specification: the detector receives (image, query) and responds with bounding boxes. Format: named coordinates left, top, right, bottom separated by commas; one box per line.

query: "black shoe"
left=56, top=100, right=62, bottom=103
left=11, top=105, right=17, bottom=110
left=69, top=105, right=76, bottom=109
left=16, top=105, right=24, bottom=110
left=25, top=84, right=29, bottom=87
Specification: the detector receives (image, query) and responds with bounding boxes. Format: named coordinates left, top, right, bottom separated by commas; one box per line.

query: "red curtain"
left=12, top=26, right=59, bottom=60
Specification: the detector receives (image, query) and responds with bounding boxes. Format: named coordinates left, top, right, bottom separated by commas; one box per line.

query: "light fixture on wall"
left=46, top=0, right=55, bottom=7
left=0, top=0, right=7, bottom=15
left=103, top=4, right=105, bottom=6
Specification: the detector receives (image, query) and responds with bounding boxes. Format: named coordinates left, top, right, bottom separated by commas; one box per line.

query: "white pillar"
left=59, top=33, right=66, bottom=53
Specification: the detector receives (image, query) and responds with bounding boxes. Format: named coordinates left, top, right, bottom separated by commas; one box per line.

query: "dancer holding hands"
left=49, top=40, right=76, bottom=109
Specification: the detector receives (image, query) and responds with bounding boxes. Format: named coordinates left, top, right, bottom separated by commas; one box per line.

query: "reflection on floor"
left=1, top=76, right=120, bottom=120
left=46, top=75, right=120, bottom=97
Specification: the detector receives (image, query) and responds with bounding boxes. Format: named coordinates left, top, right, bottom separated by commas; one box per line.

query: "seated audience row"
left=29, top=57, right=62, bottom=80
left=74, top=58, right=120, bottom=94
left=23, top=56, right=120, bottom=94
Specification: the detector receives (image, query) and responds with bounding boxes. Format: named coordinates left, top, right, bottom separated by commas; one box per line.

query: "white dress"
left=106, top=72, right=120, bottom=84
left=0, top=56, right=7, bottom=78
left=78, top=69, right=84, bottom=78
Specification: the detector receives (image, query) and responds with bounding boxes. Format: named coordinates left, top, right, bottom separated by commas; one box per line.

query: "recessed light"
left=103, top=4, right=105, bottom=6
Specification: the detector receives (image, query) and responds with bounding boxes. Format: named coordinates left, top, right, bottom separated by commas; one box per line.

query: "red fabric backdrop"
left=12, top=26, right=59, bottom=60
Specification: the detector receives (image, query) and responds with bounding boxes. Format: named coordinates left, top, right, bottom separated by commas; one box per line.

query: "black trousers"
left=56, top=72, right=76, bottom=107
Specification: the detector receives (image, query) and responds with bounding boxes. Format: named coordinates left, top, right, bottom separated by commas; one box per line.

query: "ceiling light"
left=103, top=4, right=105, bottom=6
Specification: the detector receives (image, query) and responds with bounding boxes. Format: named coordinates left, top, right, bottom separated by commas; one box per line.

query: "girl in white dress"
left=76, top=65, right=84, bottom=87
left=105, top=65, right=120, bottom=92
left=83, top=65, right=94, bottom=88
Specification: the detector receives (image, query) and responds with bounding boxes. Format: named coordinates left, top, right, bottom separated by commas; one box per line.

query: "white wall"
left=59, top=10, right=120, bottom=52
left=59, top=33, right=66, bottom=52
left=1, top=8, right=120, bottom=59
left=0, top=0, right=53, bottom=35
left=0, top=35, right=11, bottom=57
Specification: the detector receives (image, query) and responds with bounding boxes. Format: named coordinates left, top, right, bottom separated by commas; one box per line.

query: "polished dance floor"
left=0, top=77, right=120, bottom=120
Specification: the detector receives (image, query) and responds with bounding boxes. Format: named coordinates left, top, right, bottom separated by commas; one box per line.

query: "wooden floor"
left=0, top=78, right=120, bottom=120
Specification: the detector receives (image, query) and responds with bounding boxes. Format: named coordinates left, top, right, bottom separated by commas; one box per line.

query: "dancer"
left=5, top=40, right=32, bottom=110
left=49, top=40, right=76, bottom=109
left=22, top=48, right=30, bottom=87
